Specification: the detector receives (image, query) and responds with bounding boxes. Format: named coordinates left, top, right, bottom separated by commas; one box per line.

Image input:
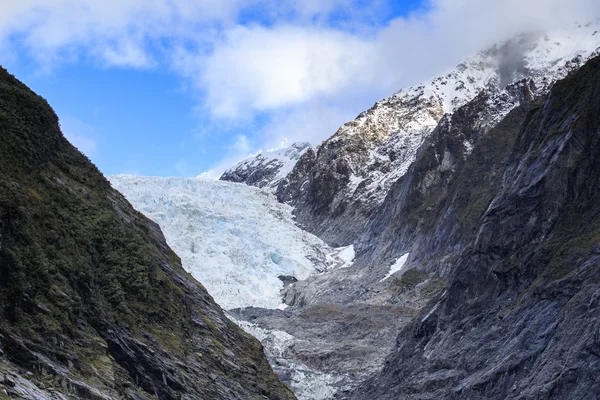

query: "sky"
left=1, top=0, right=599, bottom=177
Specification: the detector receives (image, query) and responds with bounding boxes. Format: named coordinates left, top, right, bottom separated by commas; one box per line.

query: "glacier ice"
left=109, top=175, right=341, bottom=310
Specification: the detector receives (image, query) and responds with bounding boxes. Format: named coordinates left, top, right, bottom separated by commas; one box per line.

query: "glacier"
left=109, top=175, right=344, bottom=310
left=109, top=175, right=356, bottom=399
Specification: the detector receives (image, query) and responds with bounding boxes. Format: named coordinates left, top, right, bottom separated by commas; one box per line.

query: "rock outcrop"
left=211, top=23, right=600, bottom=400
left=275, top=24, right=600, bottom=247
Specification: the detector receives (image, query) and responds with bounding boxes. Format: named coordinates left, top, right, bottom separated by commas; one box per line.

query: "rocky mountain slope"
left=221, top=142, right=311, bottom=189
left=349, top=49, right=600, bottom=400
left=109, top=176, right=380, bottom=400
left=224, top=23, right=600, bottom=248
left=212, top=22, right=600, bottom=400
left=0, top=67, right=294, bottom=400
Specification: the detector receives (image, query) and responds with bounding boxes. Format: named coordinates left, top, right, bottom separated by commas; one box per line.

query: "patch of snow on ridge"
left=325, top=22, right=600, bottom=208
left=265, top=141, right=311, bottom=184
left=337, top=245, right=355, bottom=268
left=381, top=253, right=410, bottom=282
left=109, top=175, right=342, bottom=310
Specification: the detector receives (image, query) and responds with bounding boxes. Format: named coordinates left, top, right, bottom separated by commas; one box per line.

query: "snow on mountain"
left=271, top=22, right=600, bottom=248
left=224, top=25, right=600, bottom=213
left=381, top=253, right=409, bottom=282
left=109, top=175, right=348, bottom=310
left=221, top=141, right=311, bottom=188
left=321, top=22, right=600, bottom=206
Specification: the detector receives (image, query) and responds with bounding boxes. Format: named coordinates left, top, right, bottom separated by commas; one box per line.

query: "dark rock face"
left=348, top=55, right=600, bottom=399
left=0, top=67, right=294, bottom=400
left=228, top=34, right=600, bottom=399
left=221, top=157, right=284, bottom=187
left=274, top=33, right=599, bottom=248
left=229, top=302, right=417, bottom=395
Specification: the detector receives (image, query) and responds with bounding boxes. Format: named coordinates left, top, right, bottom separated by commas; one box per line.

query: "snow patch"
left=327, top=23, right=600, bottom=208
left=381, top=253, right=410, bottom=281
left=222, top=141, right=310, bottom=188
left=421, top=303, right=440, bottom=323
left=337, top=245, right=355, bottom=268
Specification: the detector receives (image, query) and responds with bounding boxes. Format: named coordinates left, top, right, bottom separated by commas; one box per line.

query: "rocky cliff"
left=214, top=22, right=600, bottom=400
left=0, top=67, right=294, bottom=400
left=349, top=50, right=600, bottom=400
left=221, top=142, right=311, bottom=189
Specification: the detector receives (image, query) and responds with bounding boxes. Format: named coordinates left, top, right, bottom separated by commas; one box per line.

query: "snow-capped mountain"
left=221, top=141, right=311, bottom=188
left=273, top=22, right=600, bottom=245
left=221, top=25, right=599, bottom=214
left=110, top=22, right=600, bottom=400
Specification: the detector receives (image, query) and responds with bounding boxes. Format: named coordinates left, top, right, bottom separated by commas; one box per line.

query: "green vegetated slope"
left=0, top=67, right=295, bottom=400
left=351, top=55, right=600, bottom=399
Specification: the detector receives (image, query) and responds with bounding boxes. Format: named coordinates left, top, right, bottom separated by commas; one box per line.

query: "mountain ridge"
left=0, top=66, right=295, bottom=400
left=220, top=142, right=311, bottom=189
left=348, top=51, right=600, bottom=400
left=211, top=23, right=600, bottom=399
left=222, top=23, right=600, bottom=247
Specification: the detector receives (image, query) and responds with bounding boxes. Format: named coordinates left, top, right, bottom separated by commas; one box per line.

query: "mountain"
left=349, top=49, right=600, bottom=400
left=0, top=67, right=294, bottom=399
left=108, top=176, right=366, bottom=399
left=222, top=23, right=600, bottom=248
left=209, top=22, right=600, bottom=399
left=108, top=175, right=355, bottom=311
left=221, top=142, right=311, bottom=189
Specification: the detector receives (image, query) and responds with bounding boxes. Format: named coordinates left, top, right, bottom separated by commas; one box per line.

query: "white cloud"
left=189, top=0, right=600, bottom=120
left=195, top=133, right=256, bottom=179
left=231, top=134, right=251, bottom=153
left=183, top=0, right=600, bottom=172
left=259, top=103, right=356, bottom=149
left=182, top=25, right=376, bottom=118
left=0, top=0, right=370, bottom=68
left=1, top=0, right=600, bottom=175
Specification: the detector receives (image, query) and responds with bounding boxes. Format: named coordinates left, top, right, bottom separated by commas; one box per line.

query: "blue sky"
left=1, top=0, right=597, bottom=177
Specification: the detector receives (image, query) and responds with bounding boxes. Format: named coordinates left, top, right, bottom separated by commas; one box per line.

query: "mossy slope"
left=0, top=67, right=295, bottom=400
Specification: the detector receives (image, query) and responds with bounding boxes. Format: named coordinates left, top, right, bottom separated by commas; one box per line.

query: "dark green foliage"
left=0, top=72, right=177, bottom=333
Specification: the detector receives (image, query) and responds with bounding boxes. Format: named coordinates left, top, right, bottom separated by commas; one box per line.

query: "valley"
left=1, top=16, right=600, bottom=400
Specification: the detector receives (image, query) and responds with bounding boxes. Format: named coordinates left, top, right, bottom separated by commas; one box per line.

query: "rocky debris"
left=214, top=25, right=600, bottom=400
left=229, top=303, right=416, bottom=399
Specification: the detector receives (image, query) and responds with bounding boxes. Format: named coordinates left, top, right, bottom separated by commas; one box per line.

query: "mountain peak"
left=221, top=141, right=311, bottom=188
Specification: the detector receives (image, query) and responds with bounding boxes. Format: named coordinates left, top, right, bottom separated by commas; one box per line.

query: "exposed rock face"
left=276, top=25, right=600, bottom=246
left=349, top=54, right=600, bottom=400
left=221, top=142, right=311, bottom=189
left=210, top=24, right=600, bottom=400
left=0, top=67, right=294, bottom=400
